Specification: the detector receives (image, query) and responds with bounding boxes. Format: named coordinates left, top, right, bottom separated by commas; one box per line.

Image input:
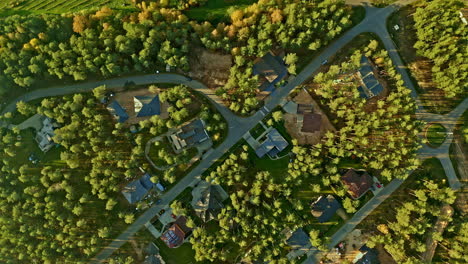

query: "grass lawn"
left=0, top=0, right=135, bottom=17
left=425, top=123, right=447, bottom=147
left=185, top=0, right=256, bottom=23
left=250, top=123, right=266, bottom=139
left=154, top=239, right=198, bottom=264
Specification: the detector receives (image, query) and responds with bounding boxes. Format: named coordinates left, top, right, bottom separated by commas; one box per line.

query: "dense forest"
left=413, top=0, right=467, bottom=98
left=0, top=91, right=145, bottom=263
left=367, top=181, right=457, bottom=263
left=0, top=0, right=355, bottom=114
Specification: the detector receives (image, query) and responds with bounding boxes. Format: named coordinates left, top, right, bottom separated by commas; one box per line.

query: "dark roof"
left=122, top=179, right=148, bottom=204
left=194, top=185, right=225, bottom=222
left=253, top=52, right=287, bottom=91
left=121, top=173, right=154, bottom=203
left=311, top=195, right=341, bottom=223
left=358, top=56, right=384, bottom=99
left=302, top=113, right=322, bottom=133
left=356, top=245, right=380, bottom=264
left=134, top=95, right=161, bottom=117
left=255, top=128, right=289, bottom=158
left=161, top=216, right=192, bottom=248
left=341, top=169, right=373, bottom=199
left=297, top=104, right=313, bottom=115
left=181, top=119, right=209, bottom=145
left=286, top=228, right=310, bottom=250
left=108, top=101, right=129, bottom=123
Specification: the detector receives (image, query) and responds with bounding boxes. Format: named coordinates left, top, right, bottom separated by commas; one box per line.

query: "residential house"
left=341, top=169, right=374, bottom=199
left=253, top=51, right=288, bottom=92
left=121, top=173, right=154, bottom=204
left=301, top=113, right=322, bottom=133
left=134, top=95, right=161, bottom=117
left=354, top=245, right=380, bottom=264
left=255, top=128, right=289, bottom=158
left=160, top=216, right=192, bottom=248
left=168, top=119, right=210, bottom=151
left=357, top=56, right=384, bottom=99
left=35, top=117, right=59, bottom=152
left=107, top=100, right=129, bottom=123
left=144, top=242, right=166, bottom=264
left=311, top=195, right=341, bottom=223
left=191, top=182, right=227, bottom=222
left=285, top=228, right=311, bottom=259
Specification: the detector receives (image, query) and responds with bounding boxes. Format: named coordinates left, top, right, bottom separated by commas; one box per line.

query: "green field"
left=0, top=0, right=133, bottom=16
left=185, top=0, right=256, bottom=23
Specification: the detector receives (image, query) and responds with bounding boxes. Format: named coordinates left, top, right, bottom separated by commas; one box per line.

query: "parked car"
left=321, top=59, right=328, bottom=65
left=158, top=209, right=165, bottom=216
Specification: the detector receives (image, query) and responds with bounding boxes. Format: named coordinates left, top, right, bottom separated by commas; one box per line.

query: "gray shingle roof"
left=311, top=195, right=341, bottom=223
left=255, top=128, right=289, bottom=158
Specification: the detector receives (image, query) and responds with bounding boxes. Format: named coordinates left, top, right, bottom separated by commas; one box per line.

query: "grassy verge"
left=425, top=123, right=447, bottom=148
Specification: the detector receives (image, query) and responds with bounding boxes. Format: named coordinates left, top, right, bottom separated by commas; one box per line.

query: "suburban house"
left=144, top=242, right=166, bottom=264
left=168, top=119, right=210, bottom=151
left=301, top=112, right=322, bottom=133
left=253, top=51, right=287, bottom=92
left=311, top=195, right=341, bottom=223
left=285, top=228, right=311, bottom=259
left=254, top=128, right=289, bottom=158
left=107, top=100, right=129, bottom=123
left=357, top=56, right=384, bottom=99
left=121, top=173, right=154, bottom=204
left=341, top=169, right=374, bottom=199
left=107, top=93, right=161, bottom=123
left=35, top=117, right=60, bottom=152
left=160, top=216, right=192, bottom=248
left=354, top=245, right=379, bottom=264
left=191, top=182, right=227, bottom=222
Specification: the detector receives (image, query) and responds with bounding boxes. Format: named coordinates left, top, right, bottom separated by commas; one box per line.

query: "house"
left=253, top=51, right=287, bottom=92
left=191, top=182, right=227, bottom=222
left=341, top=169, right=374, bottom=199
left=301, top=113, right=322, bottom=133
left=35, top=117, right=60, bottom=152
left=107, top=100, right=129, bottom=123
left=357, top=56, right=384, bottom=99
left=311, top=195, right=341, bottom=223
left=134, top=95, right=161, bottom=117
left=285, top=228, right=311, bottom=260
left=168, top=119, right=210, bottom=151
left=144, top=242, right=166, bottom=264
left=121, top=173, right=154, bottom=203
left=354, top=245, right=379, bottom=264
left=255, top=128, right=289, bottom=158
left=160, top=216, right=192, bottom=248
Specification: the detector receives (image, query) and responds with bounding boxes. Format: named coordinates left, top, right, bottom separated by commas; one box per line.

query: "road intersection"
left=0, top=0, right=465, bottom=263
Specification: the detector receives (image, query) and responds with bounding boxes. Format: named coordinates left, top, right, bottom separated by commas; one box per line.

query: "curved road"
left=0, top=0, right=465, bottom=263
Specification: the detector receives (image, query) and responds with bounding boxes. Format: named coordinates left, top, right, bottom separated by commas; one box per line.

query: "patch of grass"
left=0, top=0, right=135, bottom=17
left=185, top=0, right=256, bottom=23
left=249, top=123, right=266, bottom=139
left=425, top=123, right=447, bottom=147
left=154, top=239, right=197, bottom=264
left=371, top=0, right=396, bottom=7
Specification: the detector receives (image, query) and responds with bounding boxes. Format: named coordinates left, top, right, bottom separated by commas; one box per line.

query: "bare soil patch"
left=189, top=47, right=232, bottom=88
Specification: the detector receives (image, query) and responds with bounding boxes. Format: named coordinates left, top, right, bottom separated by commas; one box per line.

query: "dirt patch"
left=111, top=88, right=170, bottom=125
left=284, top=89, right=336, bottom=145
left=189, top=47, right=232, bottom=88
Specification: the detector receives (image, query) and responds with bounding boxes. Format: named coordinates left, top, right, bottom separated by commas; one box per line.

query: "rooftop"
left=341, top=169, right=374, bottom=199
left=192, top=184, right=226, bottom=222
left=160, top=216, right=192, bottom=248
left=255, top=128, right=289, bottom=158
left=121, top=173, right=155, bottom=204
left=286, top=228, right=310, bottom=251
left=311, top=195, right=341, bottom=223
left=134, top=95, right=161, bottom=117
left=107, top=100, right=129, bottom=123
left=169, top=119, right=210, bottom=151
left=301, top=112, right=322, bottom=133
left=253, top=52, right=287, bottom=92
left=357, top=56, right=384, bottom=99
